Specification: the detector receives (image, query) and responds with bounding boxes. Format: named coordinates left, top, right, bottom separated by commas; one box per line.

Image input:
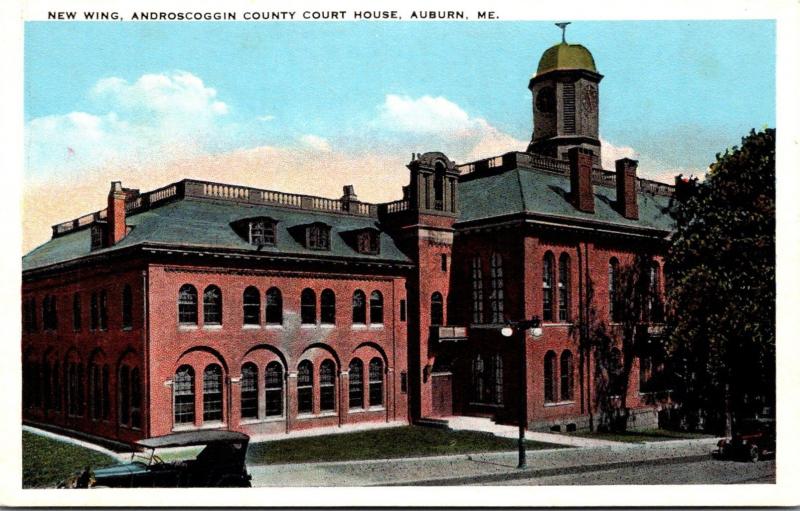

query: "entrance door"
left=469, top=352, right=504, bottom=412
left=431, top=372, right=453, bottom=417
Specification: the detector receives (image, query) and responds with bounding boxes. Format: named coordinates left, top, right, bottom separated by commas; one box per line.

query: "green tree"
left=665, top=129, right=775, bottom=434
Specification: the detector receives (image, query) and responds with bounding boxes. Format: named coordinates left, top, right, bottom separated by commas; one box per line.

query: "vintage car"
left=717, top=417, right=775, bottom=462
left=59, top=430, right=252, bottom=488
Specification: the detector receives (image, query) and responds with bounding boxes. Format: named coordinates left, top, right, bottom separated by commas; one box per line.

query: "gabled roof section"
left=456, top=152, right=675, bottom=233
left=23, top=179, right=410, bottom=272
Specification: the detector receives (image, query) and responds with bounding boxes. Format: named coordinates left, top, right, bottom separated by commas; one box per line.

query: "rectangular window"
left=471, top=257, right=484, bottom=324
left=441, top=254, right=448, bottom=272
left=400, top=299, right=406, bottom=322
left=400, top=371, right=408, bottom=394
left=357, top=231, right=380, bottom=254
left=249, top=219, right=276, bottom=246
left=489, top=254, right=504, bottom=324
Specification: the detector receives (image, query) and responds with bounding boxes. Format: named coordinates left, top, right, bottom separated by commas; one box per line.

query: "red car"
left=717, top=418, right=775, bottom=462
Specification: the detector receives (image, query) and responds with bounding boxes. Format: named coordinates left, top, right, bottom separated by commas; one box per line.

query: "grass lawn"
left=22, top=431, right=118, bottom=489
left=567, top=428, right=714, bottom=444
left=246, top=426, right=563, bottom=465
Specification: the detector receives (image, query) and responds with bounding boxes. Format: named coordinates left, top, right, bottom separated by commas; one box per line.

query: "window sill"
left=369, top=324, right=384, bottom=329
left=239, top=417, right=285, bottom=425
left=242, top=324, right=261, bottom=330
left=541, top=322, right=573, bottom=327
left=171, top=422, right=227, bottom=432
left=203, top=325, right=223, bottom=330
left=320, top=324, right=335, bottom=329
left=300, top=324, right=317, bottom=329
left=265, top=324, right=283, bottom=329
left=348, top=408, right=368, bottom=414
left=544, top=401, right=575, bottom=407
left=296, top=413, right=315, bottom=419
left=178, top=324, right=198, bottom=331
left=122, top=326, right=133, bottom=332
left=351, top=324, right=367, bottom=329
left=368, top=406, right=385, bottom=412
left=319, top=411, right=337, bottom=417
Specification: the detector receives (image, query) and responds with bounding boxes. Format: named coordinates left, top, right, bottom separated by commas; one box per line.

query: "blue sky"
left=23, top=19, right=775, bottom=249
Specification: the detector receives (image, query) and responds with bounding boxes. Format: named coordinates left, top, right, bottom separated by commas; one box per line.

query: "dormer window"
left=307, top=224, right=331, bottom=251
left=90, top=223, right=107, bottom=251
left=357, top=230, right=380, bottom=255
left=231, top=217, right=278, bottom=247
left=249, top=219, right=276, bottom=246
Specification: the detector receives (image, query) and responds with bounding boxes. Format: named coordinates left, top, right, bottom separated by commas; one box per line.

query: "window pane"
left=266, top=288, right=283, bottom=325
left=120, top=365, right=130, bottom=425
left=352, top=291, right=366, bottom=324
left=174, top=365, right=195, bottom=424
left=370, top=291, right=383, bottom=324
left=471, top=257, right=484, bottom=324
left=297, top=361, right=313, bottom=414
left=319, top=360, right=336, bottom=411
left=243, top=287, right=260, bottom=325
left=558, top=254, right=570, bottom=322
left=265, top=362, right=284, bottom=417
left=544, top=352, right=556, bottom=402
left=543, top=254, right=554, bottom=321
left=431, top=293, right=443, bottom=326
left=178, top=285, right=198, bottom=325
left=321, top=289, right=336, bottom=324
left=203, top=286, right=222, bottom=325
left=241, top=364, right=258, bottom=419
left=203, top=364, right=223, bottom=421
left=489, top=253, right=504, bottom=323
left=560, top=351, right=573, bottom=401
left=301, top=289, right=316, bottom=324
left=369, top=358, right=383, bottom=407
left=348, top=359, right=363, bottom=409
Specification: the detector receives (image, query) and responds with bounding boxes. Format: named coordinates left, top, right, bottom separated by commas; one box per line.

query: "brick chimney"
left=106, top=181, right=127, bottom=246
left=568, top=147, right=595, bottom=213
left=340, top=185, right=359, bottom=212
left=615, top=158, right=639, bottom=219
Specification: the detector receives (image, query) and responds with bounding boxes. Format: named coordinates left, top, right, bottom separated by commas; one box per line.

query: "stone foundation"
left=530, top=406, right=658, bottom=432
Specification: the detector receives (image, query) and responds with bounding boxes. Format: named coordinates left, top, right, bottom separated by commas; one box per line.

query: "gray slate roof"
left=457, top=166, right=675, bottom=232
left=23, top=198, right=411, bottom=272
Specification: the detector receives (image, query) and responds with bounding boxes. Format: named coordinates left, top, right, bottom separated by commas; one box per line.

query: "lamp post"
left=501, top=316, right=543, bottom=469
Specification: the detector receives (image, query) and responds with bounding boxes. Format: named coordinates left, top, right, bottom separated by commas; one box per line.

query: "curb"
left=377, top=452, right=713, bottom=486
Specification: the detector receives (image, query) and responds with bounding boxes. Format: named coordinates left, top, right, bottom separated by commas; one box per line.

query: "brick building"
left=22, top=38, right=674, bottom=444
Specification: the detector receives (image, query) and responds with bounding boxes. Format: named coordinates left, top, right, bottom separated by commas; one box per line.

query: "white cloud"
left=26, top=71, right=232, bottom=177
left=298, top=134, right=331, bottom=152
left=600, top=138, right=639, bottom=170
left=257, top=114, right=275, bottom=122
left=373, top=94, right=526, bottom=162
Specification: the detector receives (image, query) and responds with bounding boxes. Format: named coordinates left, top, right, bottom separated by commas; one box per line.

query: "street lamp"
left=501, top=316, right=543, bottom=469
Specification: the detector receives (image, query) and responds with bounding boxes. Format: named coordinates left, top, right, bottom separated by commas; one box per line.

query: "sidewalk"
left=248, top=436, right=721, bottom=486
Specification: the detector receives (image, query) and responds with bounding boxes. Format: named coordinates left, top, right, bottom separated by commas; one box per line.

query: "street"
left=482, top=458, right=776, bottom=485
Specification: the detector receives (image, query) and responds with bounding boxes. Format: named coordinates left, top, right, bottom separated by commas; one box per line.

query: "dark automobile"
left=717, top=417, right=775, bottom=462
left=59, top=430, right=251, bottom=488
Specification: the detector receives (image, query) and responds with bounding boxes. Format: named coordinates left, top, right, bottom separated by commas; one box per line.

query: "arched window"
left=609, top=258, right=620, bottom=322
left=241, top=363, right=258, bottom=419
left=265, top=287, right=283, bottom=325
left=352, top=290, right=366, bottom=324
left=301, top=288, right=316, bottom=325
left=173, top=365, right=195, bottom=424
left=178, top=285, right=198, bottom=325
left=99, top=290, right=107, bottom=330
left=203, top=364, right=223, bottom=422
left=321, top=289, right=336, bottom=325
left=243, top=287, right=261, bottom=325
left=370, top=291, right=383, bottom=324
left=489, top=253, right=504, bottom=323
left=42, top=360, right=52, bottom=411
left=203, top=286, right=222, bottom=325
left=119, top=365, right=130, bottom=425
left=89, top=362, right=101, bottom=420
left=558, top=253, right=571, bottom=322
left=72, top=293, right=81, bottom=331
left=433, top=161, right=445, bottom=211
left=431, top=292, right=444, bottom=326
left=319, top=360, right=336, bottom=412
left=560, top=351, right=574, bottom=401
left=131, top=367, right=142, bottom=429
left=297, top=361, right=313, bottom=414
left=543, top=252, right=555, bottom=321
left=265, top=362, right=284, bottom=417
left=471, top=256, right=484, bottom=324
left=544, top=351, right=557, bottom=403
left=102, top=364, right=110, bottom=420
left=369, top=358, right=384, bottom=407
left=90, top=292, right=99, bottom=330
left=122, top=284, right=133, bottom=329
left=348, top=359, right=364, bottom=409
left=66, top=360, right=84, bottom=417
left=52, top=361, right=62, bottom=412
